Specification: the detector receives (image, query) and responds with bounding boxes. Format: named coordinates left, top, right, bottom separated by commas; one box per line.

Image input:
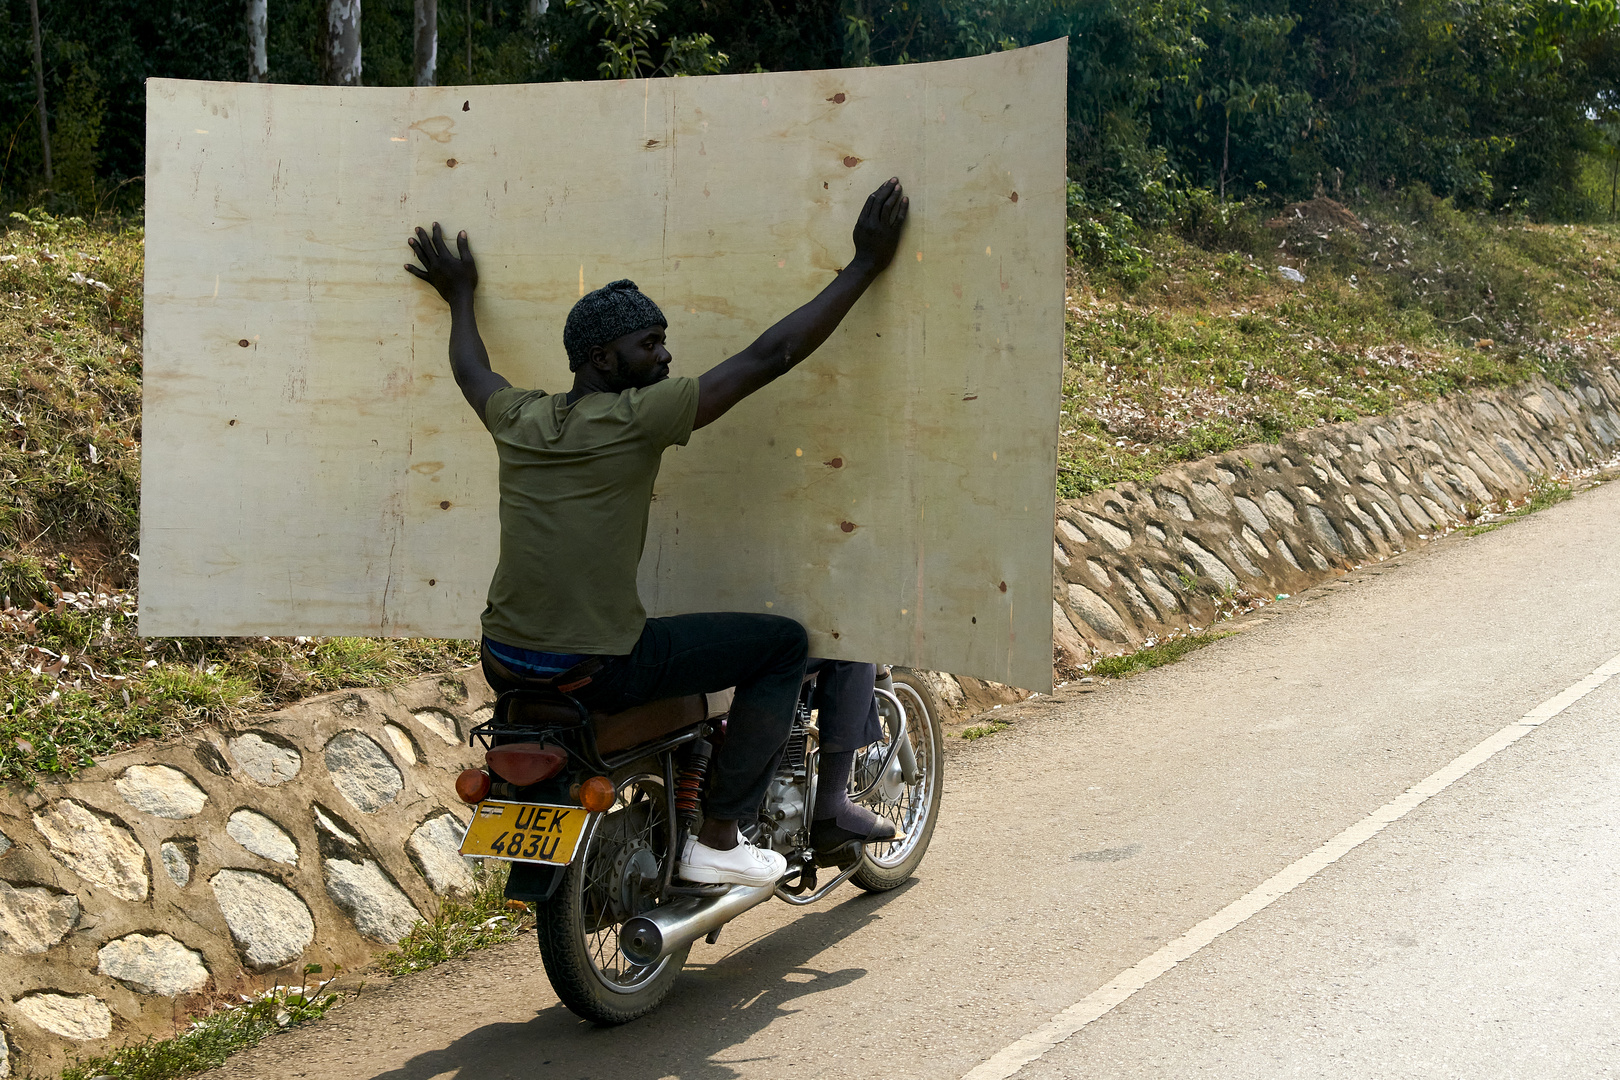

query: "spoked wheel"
left=536, top=770, right=690, bottom=1025
left=850, top=670, right=944, bottom=892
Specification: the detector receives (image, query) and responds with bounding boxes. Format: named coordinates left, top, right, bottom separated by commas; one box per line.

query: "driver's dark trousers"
left=483, top=612, right=808, bottom=823
left=805, top=658, right=883, bottom=753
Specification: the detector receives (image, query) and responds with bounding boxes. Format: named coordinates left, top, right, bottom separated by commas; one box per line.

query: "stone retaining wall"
left=1049, top=365, right=1620, bottom=663
left=0, top=672, right=493, bottom=1076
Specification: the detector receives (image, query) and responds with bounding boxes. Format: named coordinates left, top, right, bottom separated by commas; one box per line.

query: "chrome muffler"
left=620, top=882, right=776, bottom=965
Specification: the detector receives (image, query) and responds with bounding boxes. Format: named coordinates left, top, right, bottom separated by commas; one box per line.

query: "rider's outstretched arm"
left=406, top=222, right=511, bottom=420
left=693, top=177, right=909, bottom=431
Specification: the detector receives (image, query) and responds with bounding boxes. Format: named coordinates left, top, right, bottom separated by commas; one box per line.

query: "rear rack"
left=470, top=688, right=610, bottom=773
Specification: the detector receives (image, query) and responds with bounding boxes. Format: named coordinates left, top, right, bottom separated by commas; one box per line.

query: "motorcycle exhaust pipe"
left=620, top=882, right=776, bottom=966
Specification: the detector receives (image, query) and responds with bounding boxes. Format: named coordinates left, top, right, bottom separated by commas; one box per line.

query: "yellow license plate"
left=459, top=801, right=592, bottom=865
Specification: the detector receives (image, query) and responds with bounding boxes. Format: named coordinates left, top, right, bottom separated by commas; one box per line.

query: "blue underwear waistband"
left=484, top=638, right=591, bottom=677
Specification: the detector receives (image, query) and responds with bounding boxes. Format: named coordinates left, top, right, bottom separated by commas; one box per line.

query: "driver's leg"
left=806, top=659, right=897, bottom=849
left=573, top=611, right=807, bottom=885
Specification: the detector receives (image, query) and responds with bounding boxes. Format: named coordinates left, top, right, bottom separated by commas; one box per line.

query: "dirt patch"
left=1265, top=197, right=1365, bottom=232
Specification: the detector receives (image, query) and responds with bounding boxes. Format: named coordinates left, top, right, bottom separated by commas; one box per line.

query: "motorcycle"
left=454, top=664, right=944, bottom=1024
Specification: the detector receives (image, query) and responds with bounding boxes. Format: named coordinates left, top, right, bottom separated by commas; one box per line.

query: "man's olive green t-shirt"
left=479, top=377, right=699, bottom=655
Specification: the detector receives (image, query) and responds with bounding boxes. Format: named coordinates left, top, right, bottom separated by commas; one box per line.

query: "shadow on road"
left=368, top=881, right=915, bottom=1080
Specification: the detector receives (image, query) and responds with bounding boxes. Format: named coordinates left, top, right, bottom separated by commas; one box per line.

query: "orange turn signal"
left=578, top=775, right=616, bottom=813
left=456, top=768, right=492, bottom=805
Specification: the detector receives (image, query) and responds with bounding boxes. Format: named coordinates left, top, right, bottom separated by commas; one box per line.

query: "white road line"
left=962, top=650, right=1620, bottom=1080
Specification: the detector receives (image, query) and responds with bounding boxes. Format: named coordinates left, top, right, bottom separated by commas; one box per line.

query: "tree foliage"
left=0, top=0, right=1616, bottom=218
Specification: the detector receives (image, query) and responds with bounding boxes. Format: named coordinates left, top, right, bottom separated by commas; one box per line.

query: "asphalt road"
left=205, top=477, right=1620, bottom=1080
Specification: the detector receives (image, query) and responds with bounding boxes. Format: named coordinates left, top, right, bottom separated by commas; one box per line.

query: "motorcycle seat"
left=504, top=692, right=707, bottom=756
left=592, top=694, right=707, bottom=754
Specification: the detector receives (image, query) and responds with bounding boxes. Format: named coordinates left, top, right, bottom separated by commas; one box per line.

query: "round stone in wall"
left=382, top=724, right=417, bottom=766
left=411, top=709, right=460, bottom=745
left=226, top=809, right=298, bottom=865
left=210, top=869, right=315, bottom=971
left=160, top=842, right=192, bottom=886
left=322, top=859, right=422, bottom=943
left=1066, top=583, right=1130, bottom=642
left=313, top=804, right=362, bottom=850
left=407, top=812, right=474, bottom=896
left=31, top=801, right=148, bottom=902
left=96, top=932, right=209, bottom=995
left=114, top=764, right=208, bottom=819
left=0, top=880, right=79, bottom=955
left=227, top=732, right=302, bottom=786
left=1261, top=489, right=1300, bottom=526
left=324, top=730, right=403, bottom=814
left=12, top=992, right=112, bottom=1041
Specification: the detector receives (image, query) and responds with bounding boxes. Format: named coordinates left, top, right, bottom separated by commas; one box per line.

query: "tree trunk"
left=28, top=0, right=50, bottom=181
left=413, top=0, right=437, bottom=86
left=247, top=0, right=268, bottom=82
left=465, top=0, right=473, bottom=80
left=1610, top=149, right=1618, bottom=222
left=326, top=0, right=362, bottom=86
left=1219, top=113, right=1230, bottom=202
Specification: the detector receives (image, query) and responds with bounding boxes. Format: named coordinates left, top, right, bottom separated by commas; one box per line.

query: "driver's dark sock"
left=813, top=749, right=885, bottom=835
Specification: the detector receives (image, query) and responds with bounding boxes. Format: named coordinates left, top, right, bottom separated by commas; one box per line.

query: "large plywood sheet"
left=142, top=42, right=1066, bottom=689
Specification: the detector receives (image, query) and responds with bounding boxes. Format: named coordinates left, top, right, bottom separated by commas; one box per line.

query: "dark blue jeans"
left=805, top=659, right=883, bottom=753
left=562, top=613, right=808, bottom=822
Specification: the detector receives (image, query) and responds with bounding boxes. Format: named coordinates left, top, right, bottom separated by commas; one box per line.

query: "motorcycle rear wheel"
left=536, top=771, right=690, bottom=1025
left=851, top=670, right=944, bottom=892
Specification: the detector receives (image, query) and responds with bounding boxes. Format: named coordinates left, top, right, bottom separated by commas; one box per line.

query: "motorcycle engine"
left=756, top=705, right=813, bottom=851
left=758, top=773, right=806, bottom=851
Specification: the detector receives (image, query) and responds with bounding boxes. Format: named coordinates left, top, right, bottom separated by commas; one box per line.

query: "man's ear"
left=587, top=344, right=615, bottom=373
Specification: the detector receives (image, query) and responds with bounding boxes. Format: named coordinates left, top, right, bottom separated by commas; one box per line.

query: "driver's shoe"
left=678, top=836, right=788, bottom=887
left=810, top=813, right=902, bottom=867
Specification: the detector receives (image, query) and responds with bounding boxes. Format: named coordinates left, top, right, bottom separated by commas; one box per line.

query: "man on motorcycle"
left=406, top=178, right=910, bottom=887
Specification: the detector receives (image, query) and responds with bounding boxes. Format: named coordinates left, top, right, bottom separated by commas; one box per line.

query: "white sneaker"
left=678, top=836, right=788, bottom=886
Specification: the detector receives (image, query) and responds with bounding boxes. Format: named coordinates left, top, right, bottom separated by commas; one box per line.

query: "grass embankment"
left=1059, top=190, right=1620, bottom=498
left=0, top=211, right=474, bottom=786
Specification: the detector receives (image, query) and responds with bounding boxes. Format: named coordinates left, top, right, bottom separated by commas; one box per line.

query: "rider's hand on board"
left=405, top=222, right=479, bottom=304
left=850, top=177, right=909, bottom=272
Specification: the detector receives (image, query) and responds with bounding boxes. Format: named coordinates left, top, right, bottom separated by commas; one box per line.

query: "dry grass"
left=1060, top=193, right=1620, bottom=497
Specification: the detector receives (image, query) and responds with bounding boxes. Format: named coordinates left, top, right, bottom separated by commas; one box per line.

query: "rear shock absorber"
left=674, top=738, right=714, bottom=835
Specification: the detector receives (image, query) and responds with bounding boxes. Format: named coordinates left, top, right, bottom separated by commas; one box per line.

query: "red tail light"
left=456, top=768, right=492, bottom=804
left=485, top=742, right=567, bottom=787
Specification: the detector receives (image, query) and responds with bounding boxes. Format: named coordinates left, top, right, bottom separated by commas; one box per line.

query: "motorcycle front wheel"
left=535, top=769, right=690, bottom=1025
left=851, top=669, right=945, bottom=892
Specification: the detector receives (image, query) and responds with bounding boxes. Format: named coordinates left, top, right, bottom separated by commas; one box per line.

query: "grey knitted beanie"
left=563, top=279, right=668, bottom=371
